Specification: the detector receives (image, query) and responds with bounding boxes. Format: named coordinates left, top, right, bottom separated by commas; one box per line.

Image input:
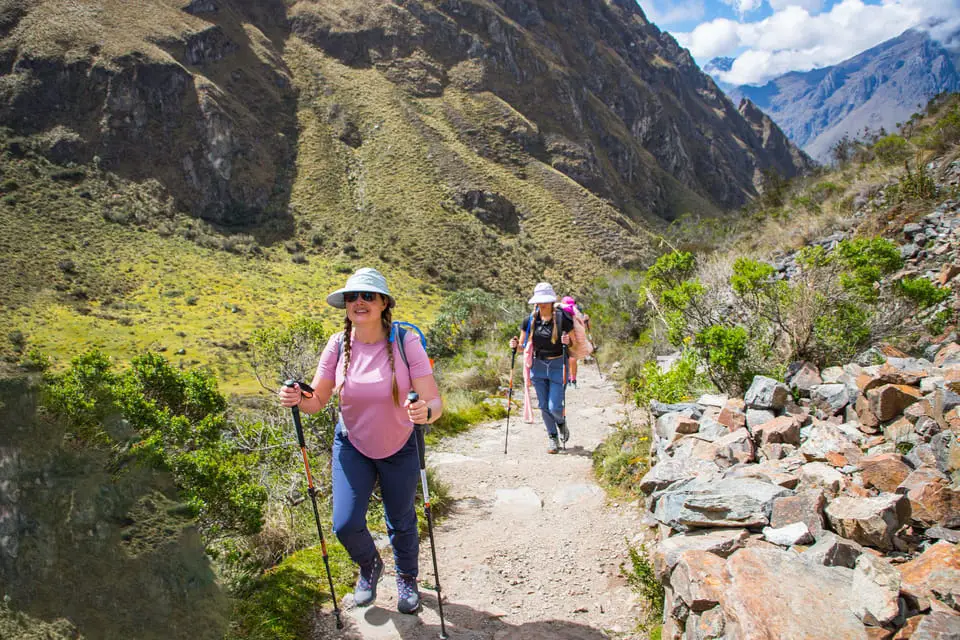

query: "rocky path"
left=316, top=364, right=647, bottom=640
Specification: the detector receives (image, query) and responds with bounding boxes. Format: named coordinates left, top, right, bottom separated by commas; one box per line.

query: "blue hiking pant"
left=332, top=424, right=420, bottom=577
left=530, top=356, right=567, bottom=437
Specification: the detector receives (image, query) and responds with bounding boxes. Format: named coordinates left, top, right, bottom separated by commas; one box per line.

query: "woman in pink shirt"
left=278, top=268, right=442, bottom=615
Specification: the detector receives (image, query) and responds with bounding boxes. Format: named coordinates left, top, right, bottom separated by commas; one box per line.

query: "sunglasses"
left=344, top=291, right=379, bottom=303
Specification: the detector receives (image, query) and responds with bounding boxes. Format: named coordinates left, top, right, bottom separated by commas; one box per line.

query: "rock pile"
left=641, top=343, right=960, bottom=639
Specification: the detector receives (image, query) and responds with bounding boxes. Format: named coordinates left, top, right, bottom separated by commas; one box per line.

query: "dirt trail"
left=316, top=364, right=648, bottom=639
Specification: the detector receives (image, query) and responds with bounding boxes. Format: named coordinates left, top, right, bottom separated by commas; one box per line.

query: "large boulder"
left=670, top=550, right=728, bottom=612
left=639, top=456, right=722, bottom=495
left=786, top=361, right=823, bottom=397
left=654, top=477, right=793, bottom=530
left=911, top=612, right=960, bottom=640
left=744, top=376, right=790, bottom=411
left=824, top=494, right=911, bottom=550
left=811, top=384, right=851, bottom=416
left=656, top=411, right=701, bottom=442
left=720, top=548, right=869, bottom=640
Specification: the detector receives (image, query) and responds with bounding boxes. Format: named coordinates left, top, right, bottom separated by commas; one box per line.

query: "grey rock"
left=800, top=422, right=859, bottom=462
left=851, top=553, right=901, bottom=626
left=803, top=531, right=865, bottom=568
left=810, top=384, right=850, bottom=415
left=798, top=462, right=845, bottom=495
left=696, top=415, right=730, bottom=442
left=744, top=376, right=790, bottom=410
left=824, top=493, right=911, bottom=550
left=654, top=477, right=793, bottom=530
left=906, top=443, right=938, bottom=469
left=656, top=411, right=701, bottom=442
left=901, top=243, right=919, bottom=258
left=640, top=457, right=722, bottom=495
left=650, top=401, right=702, bottom=418
left=697, top=394, right=729, bottom=408
left=931, top=431, right=958, bottom=475
left=926, top=526, right=960, bottom=543
left=903, top=222, right=923, bottom=236
left=785, top=361, right=822, bottom=396
left=746, top=409, right=775, bottom=429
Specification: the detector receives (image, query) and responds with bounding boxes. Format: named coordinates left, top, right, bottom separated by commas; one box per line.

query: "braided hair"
left=535, top=304, right=559, bottom=344
left=337, top=294, right=400, bottom=406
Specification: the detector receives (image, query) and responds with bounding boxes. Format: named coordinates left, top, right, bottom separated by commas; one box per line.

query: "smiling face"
left=346, top=291, right=389, bottom=327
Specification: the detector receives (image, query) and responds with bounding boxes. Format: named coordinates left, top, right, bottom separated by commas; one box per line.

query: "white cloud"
left=768, top=0, right=824, bottom=14
left=721, top=0, right=765, bottom=17
left=641, top=0, right=707, bottom=27
left=674, top=0, right=960, bottom=86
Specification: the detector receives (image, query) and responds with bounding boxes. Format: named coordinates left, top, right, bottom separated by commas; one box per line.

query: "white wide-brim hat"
left=326, top=267, right=395, bottom=309
left=528, top=282, right=558, bottom=305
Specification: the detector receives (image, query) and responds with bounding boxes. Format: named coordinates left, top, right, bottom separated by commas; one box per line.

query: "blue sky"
left=639, top=0, right=960, bottom=85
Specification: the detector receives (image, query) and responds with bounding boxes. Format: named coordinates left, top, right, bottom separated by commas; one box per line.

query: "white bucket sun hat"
left=326, top=267, right=395, bottom=309
left=528, top=282, right=558, bottom=305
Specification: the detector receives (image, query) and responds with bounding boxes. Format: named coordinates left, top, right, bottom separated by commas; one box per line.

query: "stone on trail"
left=825, top=494, right=911, bottom=550
left=720, top=548, right=869, bottom=640
left=551, top=483, right=603, bottom=506
left=494, top=487, right=542, bottom=513
left=851, top=553, right=901, bottom=626
left=652, top=528, right=750, bottom=580
left=744, top=376, right=790, bottom=410
left=802, top=531, right=865, bottom=569
left=762, top=521, right=813, bottom=546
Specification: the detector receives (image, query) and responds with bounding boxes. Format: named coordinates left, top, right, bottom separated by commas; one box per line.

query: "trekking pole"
left=504, top=347, right=518, bottom=455
left=284, top=380, right=342, bottom=630
left=561, top=344, right=568, bottom=451
left=407, top=391, right=448, bottom=639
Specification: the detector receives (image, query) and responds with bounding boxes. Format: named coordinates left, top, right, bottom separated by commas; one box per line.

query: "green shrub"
left=249, top=317, right=327, bottom=386
left=872, top=135, right=910, bottom=165
left=813, top=301, right=871, bottom=362
left=592, top=422, right=651, bottom=495
left=898, top=277, right=950, bottom=308
left=43, top=350, right=266, bottom=537
left=834, top=237, right=902, bottom=301
left=623, top=543, right=664, bottom=631
left=629, top=349, right=699, bottom=408
left=694, top=324, right=749, bottom=393
left=427, top=289, right=523, bottom=358
left=888, top=161, right=937, bottom=203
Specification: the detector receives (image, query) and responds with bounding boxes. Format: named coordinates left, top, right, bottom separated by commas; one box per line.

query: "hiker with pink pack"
left=508, top=282, right=580, bottom=454
left=558, top=295, right=594, bottom=388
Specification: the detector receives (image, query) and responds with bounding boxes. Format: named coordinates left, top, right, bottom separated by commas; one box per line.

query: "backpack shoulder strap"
left=521, top=310, right=536, bottom=349
left=390, top=321, right=430, bottom=373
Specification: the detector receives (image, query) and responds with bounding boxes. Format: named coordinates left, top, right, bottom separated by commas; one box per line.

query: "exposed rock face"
left=0, top=0, right=296, bottom=225
left=289, top=0, right=812, bottom=219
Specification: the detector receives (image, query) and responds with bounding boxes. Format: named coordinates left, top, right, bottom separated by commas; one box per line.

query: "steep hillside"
left=723, top=28, right=960, bottom=162
left=0, top=0, right=811, bottom=385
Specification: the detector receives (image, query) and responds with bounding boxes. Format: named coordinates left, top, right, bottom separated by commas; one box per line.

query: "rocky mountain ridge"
left=716, top=28, right=960, bottom=162
left=0, top=0, right=811, bottom=294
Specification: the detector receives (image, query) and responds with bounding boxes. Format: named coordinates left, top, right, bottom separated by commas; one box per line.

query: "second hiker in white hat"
left=509, top=282, right=576, bottom=453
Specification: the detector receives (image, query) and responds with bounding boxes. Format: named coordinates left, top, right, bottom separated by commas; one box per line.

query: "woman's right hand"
left=509, top=336, right=519, bottom=350
left=278, top=383, right=302, bottom=408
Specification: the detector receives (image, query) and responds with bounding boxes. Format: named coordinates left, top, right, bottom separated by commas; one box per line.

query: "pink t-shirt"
left=317, top=330, right=433, bottom=459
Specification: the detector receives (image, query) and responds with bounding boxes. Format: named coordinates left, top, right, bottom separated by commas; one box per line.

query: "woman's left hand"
left=405, top=398, right=429, bottom=424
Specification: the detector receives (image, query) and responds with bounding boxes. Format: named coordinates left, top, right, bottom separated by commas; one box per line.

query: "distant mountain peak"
left=723, top=27, right=960, bottom=161
left=705, top=56, right=735, bottom=75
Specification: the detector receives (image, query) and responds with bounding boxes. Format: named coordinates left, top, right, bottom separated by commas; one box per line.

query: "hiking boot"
left=354, top=553, right=384, bottom=607
left=547, top=435, right=559, bottom=454
left=558, top=421, right=570, bottom=443
left=396, top=573, right=422, bottom=614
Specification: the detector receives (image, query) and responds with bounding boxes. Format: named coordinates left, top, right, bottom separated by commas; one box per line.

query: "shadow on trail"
left=559, top=445, right=595, bottom=459
left=319, top=594, right=612, bottom=639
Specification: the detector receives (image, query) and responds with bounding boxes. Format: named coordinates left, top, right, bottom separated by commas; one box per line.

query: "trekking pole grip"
left=284, top=379, right=316, bottom=448
left=407, top=390, right=428, bottom=469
